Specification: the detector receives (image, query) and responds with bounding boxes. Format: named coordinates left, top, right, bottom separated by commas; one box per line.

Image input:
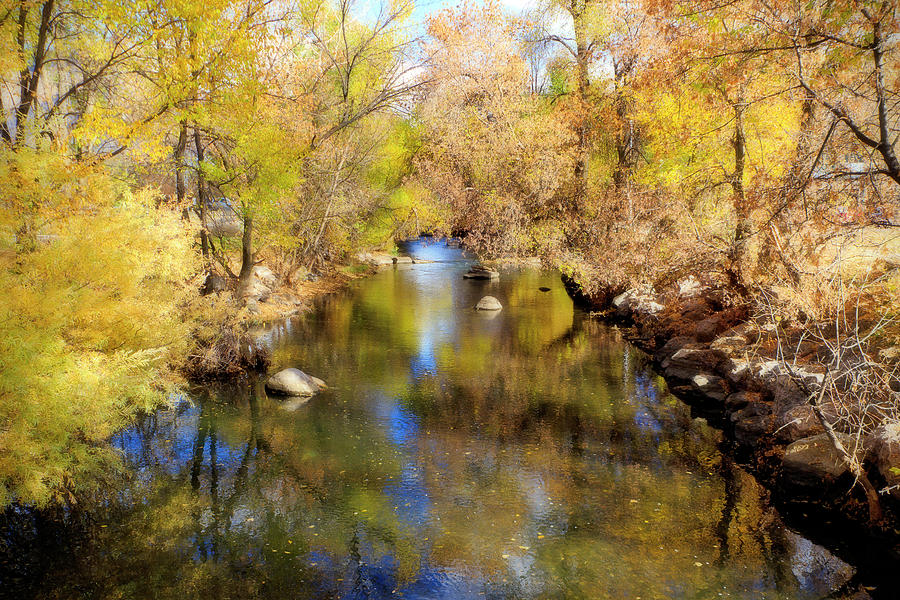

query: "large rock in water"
left=475, top=295, right=502, bottom=311
left=265, top=368, right=326, bottom=397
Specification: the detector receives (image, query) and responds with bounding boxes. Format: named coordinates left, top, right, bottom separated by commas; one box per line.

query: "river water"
left=3, top=239, right=871, bottom=599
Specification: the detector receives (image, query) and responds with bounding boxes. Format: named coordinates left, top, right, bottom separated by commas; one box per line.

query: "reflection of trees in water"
left=3, top=381, right=848, bottom=600
left=394, top=320, right=709, bottom=469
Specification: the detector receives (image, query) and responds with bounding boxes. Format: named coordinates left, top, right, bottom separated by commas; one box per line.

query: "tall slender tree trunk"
left=238, top=214, right=254, bottom=286
left=14, top=0, right=55, bottom=147
left=174, top=120, right=188, bottom=216
left=613, top=91, right=636, bottom=192
left=571, top=5, right=590, bottom=212
left=194, top=126, right=209, bottom=258
left=728, top=90, right=750, bottom=291
left=14, top=3, right=31, bottom=146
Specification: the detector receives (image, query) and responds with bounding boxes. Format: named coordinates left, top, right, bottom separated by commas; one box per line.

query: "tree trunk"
left=194, top=126, right=209, bottom=258
left=571, top=4, right=590, bottom=212
left=175, top=120, right=188, bottom=217
left=14, top=0, right=55, bottom=147
left=868, top=17, right=900, bottom=185
left=728, top=91, right=750, bottom=291
left=238, top=214, right=254, bottom=286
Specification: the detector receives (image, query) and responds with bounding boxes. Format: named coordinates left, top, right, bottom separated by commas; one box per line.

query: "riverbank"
left=242, top=266, right=374, bottom=325
left=184, top=254, right=415, bottom=380
left=562, top=274, right=900, bottom=555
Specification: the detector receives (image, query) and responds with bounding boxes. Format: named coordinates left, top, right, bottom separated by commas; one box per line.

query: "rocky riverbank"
left=186, top=251, right=423, bottom=380
left=562, top=275, right=900, bottom=553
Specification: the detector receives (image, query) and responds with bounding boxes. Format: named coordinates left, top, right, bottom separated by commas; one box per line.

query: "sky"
left=355, top=0, right=575, bottom=89
left=358, top=0, right=546, bottom=32
left=411, top=0, right=541, bottom=23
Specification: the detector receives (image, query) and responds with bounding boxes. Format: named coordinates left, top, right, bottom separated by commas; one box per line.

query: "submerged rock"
left=475, top=296, right=502, bottom=311
left=279, top=397, right=312, bottom=411
left=463, top=266, right=500, bottom=280
left=266, top=368, right=327, bottom=397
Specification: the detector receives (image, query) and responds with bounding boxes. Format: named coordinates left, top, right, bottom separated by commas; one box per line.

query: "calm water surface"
left=3, top=240, right=866, bottom=599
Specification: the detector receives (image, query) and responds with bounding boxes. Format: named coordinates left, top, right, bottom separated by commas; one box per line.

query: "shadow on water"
left=1, top=238, right=893, bottom=599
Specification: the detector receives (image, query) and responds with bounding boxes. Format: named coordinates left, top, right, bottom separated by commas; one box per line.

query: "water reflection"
left=2, top=239, right=866, bottom=599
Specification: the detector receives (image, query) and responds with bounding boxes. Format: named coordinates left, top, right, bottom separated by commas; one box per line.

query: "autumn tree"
left=0, top=0, right=151, bottom=148
left=416, top=1, right=574, bottom=257
left=527, top=0, right=597, bottom=209
left=265, top=0, right=428, bottom=277
left=0, top=148, right=199, bottom=507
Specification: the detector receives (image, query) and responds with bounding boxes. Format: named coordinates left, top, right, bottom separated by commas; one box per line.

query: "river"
left=1, top=239, right=874, bottom=599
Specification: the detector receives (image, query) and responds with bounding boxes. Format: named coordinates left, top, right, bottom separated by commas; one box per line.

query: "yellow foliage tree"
left=0, top=148, right=199, bottom=507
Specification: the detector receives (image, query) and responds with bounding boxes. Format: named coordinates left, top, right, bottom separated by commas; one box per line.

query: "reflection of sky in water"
left=113, top=401, right=201, bottom=477
left=410, top=329, right=439, bottom=379
left=368, top=393, right=504, bottom=599
left=399, top=238, right=471, bottom=263
left=373, top=394, right=431, bottom=530
left=114, top=400, right=251, bottom=484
